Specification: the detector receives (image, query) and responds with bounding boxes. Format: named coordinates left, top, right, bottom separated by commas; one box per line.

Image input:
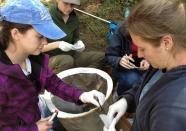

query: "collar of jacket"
left=50, top=5, right=77, bottom=24
left=0, top=47, right=12, bottom=65
left=0, top=48, right=49, bottom=80
left=136, top=65, right=186, bottom=104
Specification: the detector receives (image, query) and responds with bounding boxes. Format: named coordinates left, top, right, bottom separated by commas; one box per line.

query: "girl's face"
left=57, top=1, right=77, bottom=16
left=17, top=28, right=47, bottom=56
left=130, top=33, right=170, bottom=69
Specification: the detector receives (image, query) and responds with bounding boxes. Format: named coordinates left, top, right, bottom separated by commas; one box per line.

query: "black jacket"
left=123, top=66, right=186, bottom=131
left=105, top=24, right=132, bottom=69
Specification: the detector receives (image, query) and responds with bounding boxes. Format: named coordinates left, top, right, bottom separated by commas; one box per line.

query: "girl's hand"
left=36, top=116, right=53, bottom=131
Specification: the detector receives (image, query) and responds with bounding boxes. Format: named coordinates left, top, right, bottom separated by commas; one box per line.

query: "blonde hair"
left=126, top=0, right=186, bottom=49
left=0, top=0, right=6, bottom=7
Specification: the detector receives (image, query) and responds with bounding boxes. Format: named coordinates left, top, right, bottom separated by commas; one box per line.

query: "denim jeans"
left=38, top=96, right=66, bottom=131
left=113, top=69, right=143, bottom=96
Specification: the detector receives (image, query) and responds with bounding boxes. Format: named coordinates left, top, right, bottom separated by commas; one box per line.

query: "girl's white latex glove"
left=104, top=98, right=128, bottom=129
left=58, top=41, right=73, bottom=52
left=79, top=90, right=105, bottom=107
left=73, top=40, right=85, bottom=52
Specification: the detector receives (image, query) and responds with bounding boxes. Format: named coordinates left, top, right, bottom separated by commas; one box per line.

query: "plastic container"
left=43, top=68, right=113, bottom=131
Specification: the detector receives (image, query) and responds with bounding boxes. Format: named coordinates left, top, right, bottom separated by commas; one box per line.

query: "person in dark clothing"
left=0, top=0, right=105, bottom=130
left=105, top=24, right=149, bottom=96
left=103, top=0, right=186, bottom=131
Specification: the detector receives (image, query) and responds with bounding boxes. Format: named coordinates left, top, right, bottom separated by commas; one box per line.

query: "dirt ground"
left=79, top=22, right=108, bottom=52
left=77, top=0, right=129, bottom=53
left=78, top=3, right=109, bottom=52
left=77, top=1, right=124, bottom=52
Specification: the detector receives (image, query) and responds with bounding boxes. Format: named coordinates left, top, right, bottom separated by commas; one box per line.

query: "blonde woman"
left=104, top=0, right=186, bottom=131
left=0, top=0, right=105, bottom=130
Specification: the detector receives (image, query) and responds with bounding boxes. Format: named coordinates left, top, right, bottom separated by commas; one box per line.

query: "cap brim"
left=33, top=20, right=66, bottom=40
left=62, top=0, right=80, bottom=5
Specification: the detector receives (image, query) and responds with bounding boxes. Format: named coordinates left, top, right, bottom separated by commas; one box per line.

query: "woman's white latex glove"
left=58, top=41, right=73, bottom=52
left=73, top=40, right=85, bottom=52
left=103, top=118, right=117, bottom=131
left=103, top=98, right=128, bottom=130
left=79, top=90, right=105, bottom=107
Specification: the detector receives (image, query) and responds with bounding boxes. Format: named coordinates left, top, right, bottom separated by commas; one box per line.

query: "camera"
left=129, top=57, right=143, bottom=67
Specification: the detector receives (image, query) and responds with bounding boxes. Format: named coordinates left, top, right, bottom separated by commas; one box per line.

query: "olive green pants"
left=48, top=51, right=104, bottom=74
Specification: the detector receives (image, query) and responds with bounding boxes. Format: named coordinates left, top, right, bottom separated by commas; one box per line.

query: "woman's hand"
left=103, top=98, right=128, bottom=130
left=119, top=54, right=137, bottom=69
left=103, top=119, right=117, bottom=131
left=139, top=59, right=150, bottom=70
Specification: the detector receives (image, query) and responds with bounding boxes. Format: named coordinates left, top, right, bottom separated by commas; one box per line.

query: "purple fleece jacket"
left=0, top=52, right=82, bottom=131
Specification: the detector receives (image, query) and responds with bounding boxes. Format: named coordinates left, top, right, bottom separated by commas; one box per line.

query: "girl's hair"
left=126, top=0, right=186, bottom=49
left=0, top=21, right=32, bottom=50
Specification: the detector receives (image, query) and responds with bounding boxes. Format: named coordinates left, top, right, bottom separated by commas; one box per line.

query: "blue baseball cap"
left=0, top=0, right=66, bottom=40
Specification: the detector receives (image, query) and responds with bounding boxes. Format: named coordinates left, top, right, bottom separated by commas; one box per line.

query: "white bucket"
left=43, top=67, right=113, bottom=131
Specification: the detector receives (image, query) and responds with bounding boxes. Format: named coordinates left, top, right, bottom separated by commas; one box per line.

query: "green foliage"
left=78, top=0, right=140, bottom=49
left=78, top=0, right=126, bottom=49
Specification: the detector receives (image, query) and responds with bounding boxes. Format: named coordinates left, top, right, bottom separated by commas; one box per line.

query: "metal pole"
left=74, top=8, right=111, bottom=24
